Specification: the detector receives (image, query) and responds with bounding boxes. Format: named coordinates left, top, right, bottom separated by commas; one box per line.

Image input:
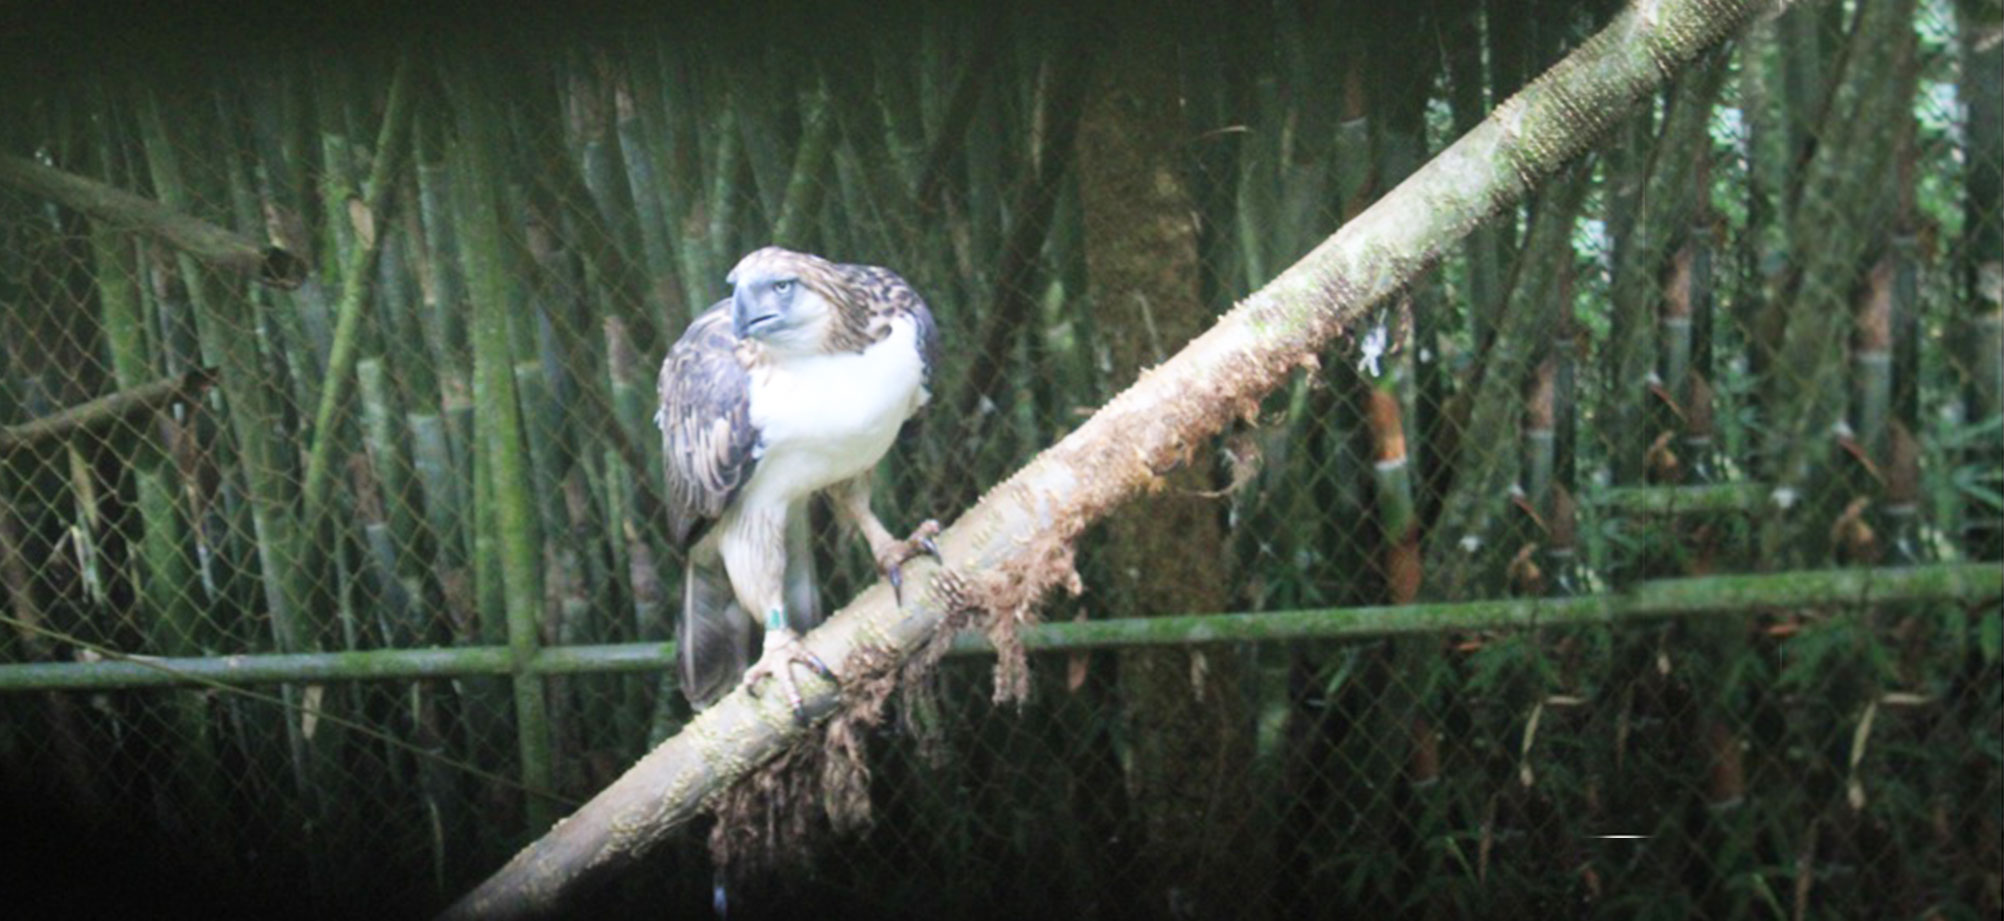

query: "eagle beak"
left=731, top=286, right=779, bottom=339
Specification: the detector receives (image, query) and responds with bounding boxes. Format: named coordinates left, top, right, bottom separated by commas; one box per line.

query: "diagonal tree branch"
left=0, top=367, right=216, bottom=456
left=438, top=1, right=1779, bottom=917
left=0, top=151, right=307, bottom=288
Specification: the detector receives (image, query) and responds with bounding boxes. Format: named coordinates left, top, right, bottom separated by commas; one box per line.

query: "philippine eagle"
left=656, top=246, right=940, bottom=717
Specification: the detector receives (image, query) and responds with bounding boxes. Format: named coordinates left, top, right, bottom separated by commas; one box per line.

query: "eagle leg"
left=833, top=474, right=943, bottom=606
left=744, top=627, right=835, bottom=725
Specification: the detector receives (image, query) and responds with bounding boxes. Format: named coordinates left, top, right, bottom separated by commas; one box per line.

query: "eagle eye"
left=772, top=279, right=795, bottom=294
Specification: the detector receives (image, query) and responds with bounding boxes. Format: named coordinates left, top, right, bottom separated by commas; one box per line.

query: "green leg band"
left=764, top=606, right=786, bottom=632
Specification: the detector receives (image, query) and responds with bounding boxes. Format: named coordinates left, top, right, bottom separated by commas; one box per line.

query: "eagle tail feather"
left=678, top=550, right=754, bottom=710
left=783, top=499, right=821, bottom=635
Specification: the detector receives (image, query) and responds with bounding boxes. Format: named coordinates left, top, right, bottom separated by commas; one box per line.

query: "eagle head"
left=726, top=246, right=860, bottom=356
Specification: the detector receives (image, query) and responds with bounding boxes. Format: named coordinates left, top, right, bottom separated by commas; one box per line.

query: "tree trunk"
left=1073, top=15, right=1261, bottom=918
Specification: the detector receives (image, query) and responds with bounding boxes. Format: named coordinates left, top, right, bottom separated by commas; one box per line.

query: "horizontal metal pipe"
left=956, top=561, right=1999, bottom=654
left=1, top=564, right=1993, bottom=692
left=0, top=646, right=517, bottom=691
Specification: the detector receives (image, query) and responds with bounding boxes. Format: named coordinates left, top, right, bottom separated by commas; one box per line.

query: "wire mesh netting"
left=1, top=1, right=1999, bottom=919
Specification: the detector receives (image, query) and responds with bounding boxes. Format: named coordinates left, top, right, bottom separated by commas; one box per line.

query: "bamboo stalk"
left=1304, top=35, right=1379, bottom=614
left=380, top=186, right=439, bottom=411
left=135, top=73, right=340, bottom=885
left=599, top=448, right=654, bottom=746
left=1604, top=54, right=1729, bottom=485
left=912, top=5, right=1006, bottom=213
left=135, top=83, right=318, bottom=655
left=603, top=315, right=667, bottom=744
left=872, top=35, right=927, bottom=191
left=1759, top=0, right=1920, bottom=564
left=960, top=67, right=1005, bottom=266
left=299, top=54, right=415, bottom=528
left=1959, top=0, right=2003, bottom=560
left=511, top=362, right=567, bottom=543
left=1548, top=271, right=1581, bottom=595
left=1852, top=257, right=1895, bottom=472
left=1735, top=24, right=1785, bottom=480
left=1683, top=216, right=1718, bottom=483
left=573, top=65, right=636, bottom=257
left=1363, top=11, right=1440, bottom=609
left=1369, top=380, right=1420, bottom=604
left=408, top=412, right=466, bottom=571
left=613, top=85, right=677, bottom=309
left=515, top=83, right=648, bottom=343
left=316, top=73, right=361, bottom=292
left=291, top=69, right=422, bottom=858
left=213, top=87, right=267, bottom=260
left=224, top=83, right=329, bottom=420
left=87, top=180, right=205, bottom=656
left=449, top=55, right=559, bottom=832
left=1967, top=308, right=2004, bottom=557
left=770, top=84, right=833, bottom=248
left=702, top=105, right=743, bottom=298
left=358, top=359, right=430, bottom=627
left=950, top=31, right=1094, bottom=476
left=1446, top=0, right=1504, bottom=357
left=1426, top=167, right=1592, bottom=597
left=1524, top=359, right=1556, bottom=509
left=415, top=142, right=471, bottom=386
left=1661, top=247, right=1695, bottom=454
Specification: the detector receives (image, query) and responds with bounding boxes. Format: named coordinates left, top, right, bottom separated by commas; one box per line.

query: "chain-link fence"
left=1, top=1, right=1998, bottom=919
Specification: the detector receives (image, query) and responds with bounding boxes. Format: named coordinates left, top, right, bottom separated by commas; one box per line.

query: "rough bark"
left=1073, top=16, right=1260, bottom=918
left=437, top=2, right=1780, bottom=916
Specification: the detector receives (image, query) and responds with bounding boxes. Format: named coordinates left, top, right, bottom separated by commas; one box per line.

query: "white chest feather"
left=742, top=317, right=928, bottom=506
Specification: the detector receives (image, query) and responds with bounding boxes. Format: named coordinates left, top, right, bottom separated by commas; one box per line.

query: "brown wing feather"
left=656, top=301, right=758, bottom=548
left=837, top=261, right=941, bottom=383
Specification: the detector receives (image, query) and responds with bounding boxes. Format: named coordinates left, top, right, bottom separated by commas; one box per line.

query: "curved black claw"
left=881, top=520, right=944, bottom=608
left=796, top=647, right=834, bottom=681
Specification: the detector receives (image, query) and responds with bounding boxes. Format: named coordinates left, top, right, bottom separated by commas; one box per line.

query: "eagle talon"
left=744, top=632, right=836, bottom=725
left=796, top=646, right=833, bottom=681
left=877, top=520, right=943, bottom=607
